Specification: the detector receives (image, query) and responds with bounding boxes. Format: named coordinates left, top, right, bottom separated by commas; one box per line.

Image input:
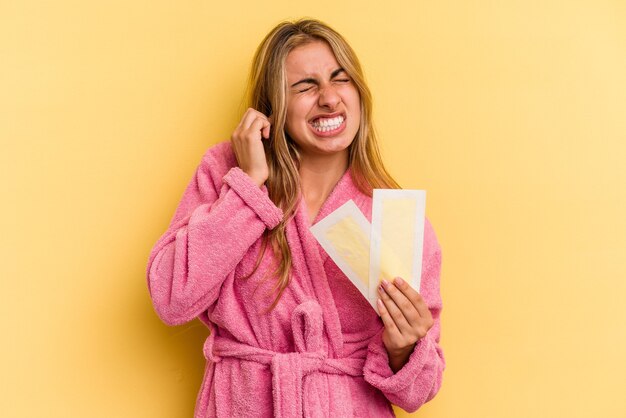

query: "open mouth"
left=309, top=114, right=346, bottom=134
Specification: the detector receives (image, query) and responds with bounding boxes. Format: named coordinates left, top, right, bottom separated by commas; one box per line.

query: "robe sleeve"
left=363, top=218, right=445, bottom=413
left=146, top=143, right=283, bottom=326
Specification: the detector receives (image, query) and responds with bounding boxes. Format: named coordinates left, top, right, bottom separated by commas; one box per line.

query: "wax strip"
left=369, top=189, right=426, bottom=312
left=310, top=200, right=371, bottom=302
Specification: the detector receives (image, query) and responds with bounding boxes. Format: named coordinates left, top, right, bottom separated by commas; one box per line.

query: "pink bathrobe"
left=146, top=141, right=445, bottom=417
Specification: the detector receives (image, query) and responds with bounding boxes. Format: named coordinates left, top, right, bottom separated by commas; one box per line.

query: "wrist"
left=244, top=170, right=267, bottom=187
left=388, top=343, right=416, bottom=373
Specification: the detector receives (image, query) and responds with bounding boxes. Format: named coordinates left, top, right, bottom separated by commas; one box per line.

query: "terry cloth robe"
left=146, top=141, right=445, bottom=418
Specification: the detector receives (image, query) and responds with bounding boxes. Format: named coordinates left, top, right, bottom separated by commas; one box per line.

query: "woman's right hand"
left=230, top=107, right=271, bottom=186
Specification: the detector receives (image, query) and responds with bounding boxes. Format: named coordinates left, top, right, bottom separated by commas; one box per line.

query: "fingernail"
left=394, top=277, right=404, bottom=286
left=381, top=279, right=390, bottom=288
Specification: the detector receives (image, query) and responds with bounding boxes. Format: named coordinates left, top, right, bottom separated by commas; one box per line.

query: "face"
left=284, top=40, right=361, bottom=160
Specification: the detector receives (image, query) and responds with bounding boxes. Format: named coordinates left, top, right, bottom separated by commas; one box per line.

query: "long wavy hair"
left=244, top=18, right=400, bottom=311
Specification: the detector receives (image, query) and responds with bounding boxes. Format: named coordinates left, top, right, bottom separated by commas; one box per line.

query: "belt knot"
left=204, top=301, right=365, bottom=418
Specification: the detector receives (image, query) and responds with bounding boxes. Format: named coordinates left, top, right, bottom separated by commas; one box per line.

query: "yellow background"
left=2, top=1, right=625, bottom=417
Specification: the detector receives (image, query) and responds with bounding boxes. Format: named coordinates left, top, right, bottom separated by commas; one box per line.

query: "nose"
left=318, top=83, right=341, bottom=110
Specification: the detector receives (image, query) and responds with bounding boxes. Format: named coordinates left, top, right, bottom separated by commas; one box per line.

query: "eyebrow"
left=290, top=68, right=346, bottom=88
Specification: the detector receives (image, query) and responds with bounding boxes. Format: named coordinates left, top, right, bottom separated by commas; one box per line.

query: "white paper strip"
left=369, top=189, right=426, bottom=312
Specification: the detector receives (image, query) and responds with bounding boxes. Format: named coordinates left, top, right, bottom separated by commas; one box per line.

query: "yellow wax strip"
left=379, top=198, right=417, bottom=283
left=325, top=216, right=369, bottom=287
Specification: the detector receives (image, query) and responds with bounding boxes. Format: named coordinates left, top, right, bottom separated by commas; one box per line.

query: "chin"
left=313, top=137, right=354, bottom=155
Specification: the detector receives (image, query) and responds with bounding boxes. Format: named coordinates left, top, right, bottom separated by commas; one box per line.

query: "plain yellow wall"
left=2, top=1, right=625, bottom=417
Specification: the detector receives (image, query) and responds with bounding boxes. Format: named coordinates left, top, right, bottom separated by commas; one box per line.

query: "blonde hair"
left=244, top=18, right=400, bottom=311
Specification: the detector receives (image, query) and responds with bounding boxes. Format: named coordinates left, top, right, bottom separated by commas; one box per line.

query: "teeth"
left=312, top=115, right=344, bottom=132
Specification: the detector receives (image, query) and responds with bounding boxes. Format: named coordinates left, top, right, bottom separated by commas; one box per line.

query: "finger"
left=242, top=110, right=269, bottom=131
left=378, top=282, right=413, bottom=335
left=381, top=279, right=420, bottom=324
left=262, top=121, right=271, bottom=139
left=247, top=117, right=271, bottom=139
left=393, top=279, right=433, bottom=335
left=414, top=294, right=432, bottom=321
left=264, top=114, right=274, bottom=138
left=377, top=298, right=402, bottom=339
left=393, top=277, right=431, bottom=319
left=236, top=108, right=256, bottom=130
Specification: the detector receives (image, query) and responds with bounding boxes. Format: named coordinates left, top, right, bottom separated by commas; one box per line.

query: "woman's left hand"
left=377, top=276, right=434, bottom=373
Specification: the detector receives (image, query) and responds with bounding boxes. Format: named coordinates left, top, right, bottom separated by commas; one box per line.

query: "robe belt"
left=203, top=301, right=365, bottom=418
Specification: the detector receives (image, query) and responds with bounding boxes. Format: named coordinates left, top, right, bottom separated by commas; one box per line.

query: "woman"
left=147, top=18, right=444, bottom=417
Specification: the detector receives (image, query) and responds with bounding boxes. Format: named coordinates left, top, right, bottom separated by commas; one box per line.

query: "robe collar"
left=290, top=167, right=370, bottom=357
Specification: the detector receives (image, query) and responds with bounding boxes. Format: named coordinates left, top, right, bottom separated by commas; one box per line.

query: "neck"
left=299, top=150, right=349, bottom=222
